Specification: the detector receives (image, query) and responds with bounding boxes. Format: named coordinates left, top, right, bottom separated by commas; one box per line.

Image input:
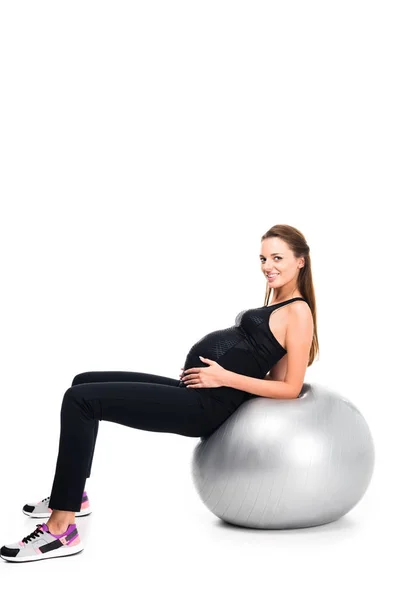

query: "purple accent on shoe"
left=41, top=523, right=76, bottom=538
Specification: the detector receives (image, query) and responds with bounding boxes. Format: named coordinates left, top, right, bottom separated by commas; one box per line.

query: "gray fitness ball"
left=191, top=382, right=375, bottom=529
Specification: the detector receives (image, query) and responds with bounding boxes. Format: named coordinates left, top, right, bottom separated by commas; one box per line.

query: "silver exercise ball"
left=191, top=382, right=375, bottom=529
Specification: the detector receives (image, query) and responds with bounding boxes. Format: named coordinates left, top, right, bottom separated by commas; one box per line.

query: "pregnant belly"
left=179, top=346, right=261, bottom=412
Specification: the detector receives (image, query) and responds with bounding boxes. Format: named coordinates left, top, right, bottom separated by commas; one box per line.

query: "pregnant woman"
left=1, top=223, right=318, bottom=562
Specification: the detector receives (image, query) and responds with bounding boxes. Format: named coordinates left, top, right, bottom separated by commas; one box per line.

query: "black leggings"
left=48, top=371, right=232, bottom=512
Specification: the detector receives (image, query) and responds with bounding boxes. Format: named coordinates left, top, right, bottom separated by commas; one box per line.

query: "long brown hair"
left=261, top=224, right=319, bottom=366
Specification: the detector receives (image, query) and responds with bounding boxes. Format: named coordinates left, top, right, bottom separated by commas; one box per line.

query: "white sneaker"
left=22, top=491, right=91, bottom=518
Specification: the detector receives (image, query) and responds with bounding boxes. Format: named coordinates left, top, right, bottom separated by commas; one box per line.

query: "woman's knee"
left=62, top=386, right=99, bottom=420
left=71, top=372, right=92, bottom=386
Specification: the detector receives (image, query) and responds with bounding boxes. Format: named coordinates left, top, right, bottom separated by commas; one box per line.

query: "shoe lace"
left=41, top=496, right=50, bottom=503
left=22, top=525, right=45, bottom=544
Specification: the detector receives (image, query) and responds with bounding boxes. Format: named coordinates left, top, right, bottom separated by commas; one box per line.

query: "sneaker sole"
left=1, top=541, right=85, bottom=562
left=22, top=507, right=92, bottom=518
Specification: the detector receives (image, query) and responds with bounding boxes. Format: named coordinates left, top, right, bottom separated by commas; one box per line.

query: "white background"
left=0, top=0, right=398, bottom=596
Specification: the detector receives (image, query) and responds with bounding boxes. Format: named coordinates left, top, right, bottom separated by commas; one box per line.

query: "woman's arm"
left=264, top=355, right=288, bottom=381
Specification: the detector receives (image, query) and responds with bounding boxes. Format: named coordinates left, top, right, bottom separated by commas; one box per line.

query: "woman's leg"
left=71, top=371, right=180, bottom=479
left=48, top=378, right=220, bottom=517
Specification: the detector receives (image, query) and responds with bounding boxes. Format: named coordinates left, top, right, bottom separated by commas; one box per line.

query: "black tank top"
left=179, top=297, right=309, bottom=408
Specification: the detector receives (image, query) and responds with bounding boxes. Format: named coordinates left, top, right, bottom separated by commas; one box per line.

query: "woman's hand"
left=180, top=356, right=228, bottom=388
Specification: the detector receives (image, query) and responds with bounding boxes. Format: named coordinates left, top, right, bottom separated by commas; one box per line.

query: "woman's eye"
left=260, top=257, right=281, bottom=262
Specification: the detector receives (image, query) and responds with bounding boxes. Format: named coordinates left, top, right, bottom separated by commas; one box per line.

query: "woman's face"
left=259, top=237, right=304, bottom=289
